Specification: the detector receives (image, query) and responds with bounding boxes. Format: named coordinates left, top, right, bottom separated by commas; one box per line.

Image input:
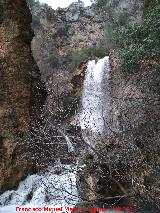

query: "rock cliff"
left=24, top=2, right=107, bottom=166
left=26, top=0, right=159, bottom=209
left=0, top=0, right=46, bottom=192
left=110, top=51, right=160, bottom=205
left=29, top=0, right=145, bottom=122
left=29, top=2, right=105, bottom=118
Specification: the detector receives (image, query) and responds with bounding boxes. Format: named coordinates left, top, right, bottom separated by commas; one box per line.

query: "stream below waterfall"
left=0, top=163, right=79, bottom=213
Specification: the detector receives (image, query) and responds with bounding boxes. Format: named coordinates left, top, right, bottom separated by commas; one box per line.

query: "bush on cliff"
left=71, top=46, right=109, bottom=69
left=114, top=2, right=160, bottom=73
left=92, top=0, right=160, bottom=74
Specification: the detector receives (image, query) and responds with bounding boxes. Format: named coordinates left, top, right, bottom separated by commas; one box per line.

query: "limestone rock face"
left=0, top=0, right=46, bottom=192
left=29, top=3, right=105, bottom=109
left=70, top=61, right=88, bottom=94
left=31, top=3, right=104, bottom=58
left=109, top=52, right=160, bottom=199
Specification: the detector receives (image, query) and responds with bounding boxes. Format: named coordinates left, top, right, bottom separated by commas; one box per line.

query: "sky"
left=39, top=0, right=92, bottom=9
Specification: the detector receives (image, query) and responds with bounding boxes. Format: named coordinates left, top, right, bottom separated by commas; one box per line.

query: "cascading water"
left=58, top=129, right=75, bottom=153
left=80, top=56, right=110, bottom=145
left=0, top=164, right=79, bottom=213
left=0, top=56, right=116, bottom=213
left=0, top=132, right=78, bottom=213
left=64, top=135, right=75, bottom=153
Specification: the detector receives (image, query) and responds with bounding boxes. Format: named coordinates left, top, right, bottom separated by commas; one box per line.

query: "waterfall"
left=0, top=56, right=113, bottom=213
left=80, top=56, right=110, bottom=144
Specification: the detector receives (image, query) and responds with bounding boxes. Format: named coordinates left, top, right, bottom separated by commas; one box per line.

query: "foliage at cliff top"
left=92, top=0, right=160, bottom=74
left=114, top=1, right=160, bottom=73
left=71, top=46, right=109, bottom=70
left=91, top=0, right=108, bottom=13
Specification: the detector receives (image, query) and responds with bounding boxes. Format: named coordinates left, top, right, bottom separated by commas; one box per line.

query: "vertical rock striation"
left=0, top=0, right=46, bottom=192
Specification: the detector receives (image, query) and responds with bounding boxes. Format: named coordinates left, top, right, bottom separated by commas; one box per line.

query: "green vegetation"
left=143, top=0, right=160, bottom=14
left=92, top=0, right=130, bottom=24
left=91, top=0, right=132, bottom=60
left=71, top=46, right=109, bottom=69
left=91, top=0, right=108, bottom=14
left=104, top=22, right=115, bottom=50
left=114, top=2, right=160, bottom=73
left=92, top=0, right=160, bottom=74
left=72, top=48, right=92, bottom=67
left=117, top=10, right=130, bottom=26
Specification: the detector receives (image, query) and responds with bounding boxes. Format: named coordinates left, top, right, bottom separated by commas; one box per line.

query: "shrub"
left=114, top=2, right=160, bottom=73
left=71, top=46, right=109, bottom=69
left=91, top=0, right=108, bottom=14
left=118, top=10, right=130, bottom=26
left=70, top=48, right=91, bottom=70
left=92, top=0, right=131, bottom=53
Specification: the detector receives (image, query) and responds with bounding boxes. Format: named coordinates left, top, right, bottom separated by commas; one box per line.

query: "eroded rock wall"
left=0, top=0, right=46, bottom=192
left=29, top=3, right=105, bottom=120
left=109, top=52, right=160, bottom=202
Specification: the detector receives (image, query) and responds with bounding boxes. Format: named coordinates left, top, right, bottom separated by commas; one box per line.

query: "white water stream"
left=0, top=164, right=79, bottom=213
left=80, top=56, right=110, bottom=133
left=58, top=129, right=75, bottom=153
left=80, top=56, right=110, bottom=145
